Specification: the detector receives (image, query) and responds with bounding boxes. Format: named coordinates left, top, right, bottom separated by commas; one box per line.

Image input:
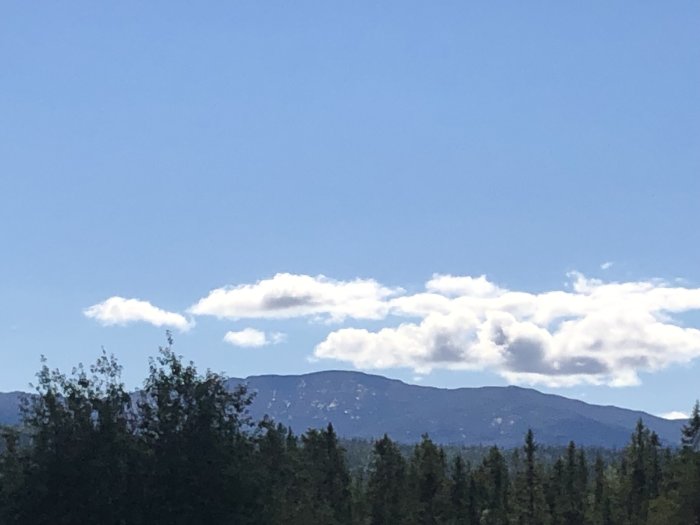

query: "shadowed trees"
left=1, top=343, right=700, bottom=525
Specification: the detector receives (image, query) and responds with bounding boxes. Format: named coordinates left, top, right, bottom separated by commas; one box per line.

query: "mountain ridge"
left=227, top=370, right=683, bottom=447
left=0, top=370, right=684, bottom=448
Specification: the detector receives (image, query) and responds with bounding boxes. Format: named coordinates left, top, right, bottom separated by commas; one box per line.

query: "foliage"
left=1, top=340, right=699, bottom=524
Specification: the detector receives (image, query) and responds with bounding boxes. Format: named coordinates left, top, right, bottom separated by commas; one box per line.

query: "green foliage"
left=367, top=434, right=409, bottom=525
left=1, top=343, right=700, bottom=525
left=681, top=400, right=700, bottom=450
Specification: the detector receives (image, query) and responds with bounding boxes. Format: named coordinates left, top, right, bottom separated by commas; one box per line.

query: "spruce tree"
left=513, top=429, right=548, bottom=525
left=408, top=435, right=449, bottom=525
left=681, top=401, right=700, bottom=450
left=449, top=455, right=474, bottom=525
left=298, top=424, right=353, bottom=525
left=367, top=434, right=408, bottom=525
left=475, top=446, right=510, bottom=525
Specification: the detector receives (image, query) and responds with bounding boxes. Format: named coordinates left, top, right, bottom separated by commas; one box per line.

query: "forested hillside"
left=229, top=372, right=683, bottom=447
left=1, top=339, right=699, bottom=524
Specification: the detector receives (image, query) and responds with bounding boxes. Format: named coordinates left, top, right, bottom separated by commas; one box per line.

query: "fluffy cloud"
left=425, top=274, right=503, bottom=298
left=190, top=273, right=401, bottom=322
left=86, top=272, right=700, bottom=388
left=223, top=328, right=286, bottom=347
left=315, top=273, right=700, bottom=387
left=84, top=297, right=192, bottom=331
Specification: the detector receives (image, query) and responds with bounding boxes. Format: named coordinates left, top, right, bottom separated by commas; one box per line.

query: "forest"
left=1, top=338, right=699, bottom=525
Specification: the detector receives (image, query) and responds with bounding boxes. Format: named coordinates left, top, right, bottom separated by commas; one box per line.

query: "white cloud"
left=223, top=328, right=286, bottom=348
left=84, top=297, right=191, bottom=331
left=88, top=271, right=700, bottom=389
left=426, top=274, right=503, bottom=298
left=659, top=411, right=689, bottom=420
left=601, top=261, right=614, bottom=270
left=315, top=273, right=700, bottom=388
left=190, top=273, right=401, bottom=322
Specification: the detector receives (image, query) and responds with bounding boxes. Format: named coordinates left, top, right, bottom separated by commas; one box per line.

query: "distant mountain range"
left=0, top=371, right=684, bottom=448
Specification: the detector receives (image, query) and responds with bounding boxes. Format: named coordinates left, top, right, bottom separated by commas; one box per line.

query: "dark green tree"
left=681, top=401, right=700, bottom=450
left=448, top=455, right=478, bottom=525
left=513, top=429, right=548, bottom=525
left=254, top=420, right=297, bottom=524
left=137, top=337, right=255, bottom=525
left=474, top=446, right=510, bottom=525
left=589, top=455, right=613, bottom=525
left=297, top=424, right=353, bottom=525
left=367, top=434, right=408, bottom=525
left=13, top=352, right=138, bottom=525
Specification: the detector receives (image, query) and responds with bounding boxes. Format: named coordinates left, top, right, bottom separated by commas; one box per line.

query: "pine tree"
left=449, top=455, right=478, bottom=525
left=681, top=401, right=700, bottom=450
left=367, top=434, right=408, bottom=525
left=408, top=435, right=449, bottom=525
left=590, top=455, right=613, bottom=525
left=298, top=424, right=353, bottom=525
left=475, top=446, right=510, bottom=525
left=254, top=420, right=296, bottom=524
left=513, top=430, right=548, bottom=525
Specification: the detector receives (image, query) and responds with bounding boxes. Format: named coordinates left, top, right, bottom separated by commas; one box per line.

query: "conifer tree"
left=408, top=435, right=449, bottom=525
left=590, top=455, right=613, bottom=525
left=513, top=429, right=549, bottom=525
left=367, top=434, right=408, bottom=525
left=298, top=424, right=353, bottom=525
left=449, top=455, right=476, bottom=525
left=255, top=420, right=296, bottom=524
left=475, top=446, right=510, bottom=525
left=681, top=400, right=700, bottom=450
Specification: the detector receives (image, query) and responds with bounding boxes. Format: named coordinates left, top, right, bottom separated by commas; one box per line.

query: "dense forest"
left=1, top=338, right=699, bottom=524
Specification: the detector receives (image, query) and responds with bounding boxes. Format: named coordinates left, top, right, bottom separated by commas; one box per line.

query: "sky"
left=1, top=2, right=699, bottom=419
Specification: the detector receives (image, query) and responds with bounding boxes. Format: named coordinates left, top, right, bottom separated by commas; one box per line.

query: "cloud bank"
left=85, top=272, right=700, bottom=388
left=317, top=273, right=700, bottom=387
left=84, top=297, right=192, bottom=331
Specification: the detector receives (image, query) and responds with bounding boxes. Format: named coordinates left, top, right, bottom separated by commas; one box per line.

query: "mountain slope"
left=231, top=371, right=683, bottom=448
left=0, top=392, right=24, bottom=427
left=0, top=371, right=683, bottom=448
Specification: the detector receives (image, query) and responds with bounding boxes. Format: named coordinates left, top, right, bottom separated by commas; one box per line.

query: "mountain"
left=231, top=371, right=684, bottom=448
left=0, top=371, right=683, bottom=448
left=0, top=392, right=24, bottom=427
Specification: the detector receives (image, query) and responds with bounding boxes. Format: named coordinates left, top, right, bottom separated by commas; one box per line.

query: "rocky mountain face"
left=0, top=371, right=683, bottom=448
left=232, top=371, right=683, bottom=448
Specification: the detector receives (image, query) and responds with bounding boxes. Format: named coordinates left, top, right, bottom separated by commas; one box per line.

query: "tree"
left=137, top=337, right=256, bottom=525
left=367, top=434, right=408, bottom=525
left=0, top=426, right=24, bottom=525
left=546, top=442, right=586, bottom=525
left=297, top=424, right=353, bottom=525
left=475, top=446, right=510, bottom=525
left=5, top=351, right=140, bottom=525
left=589, top=455, right=613, bottom=525
left=407, top=435, right=449, bottom=525
left=253, top=420, right=297, bottom=524
left=681, top=401, right=700, bottom=450
left=513, top=430, right=549, bottom=525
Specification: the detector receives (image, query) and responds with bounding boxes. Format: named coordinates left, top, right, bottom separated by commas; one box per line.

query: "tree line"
left=1, top=338, right=699, bottom=524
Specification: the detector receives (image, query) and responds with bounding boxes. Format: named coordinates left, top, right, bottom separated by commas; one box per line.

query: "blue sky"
left=1, top=2, right=699, bottom=418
